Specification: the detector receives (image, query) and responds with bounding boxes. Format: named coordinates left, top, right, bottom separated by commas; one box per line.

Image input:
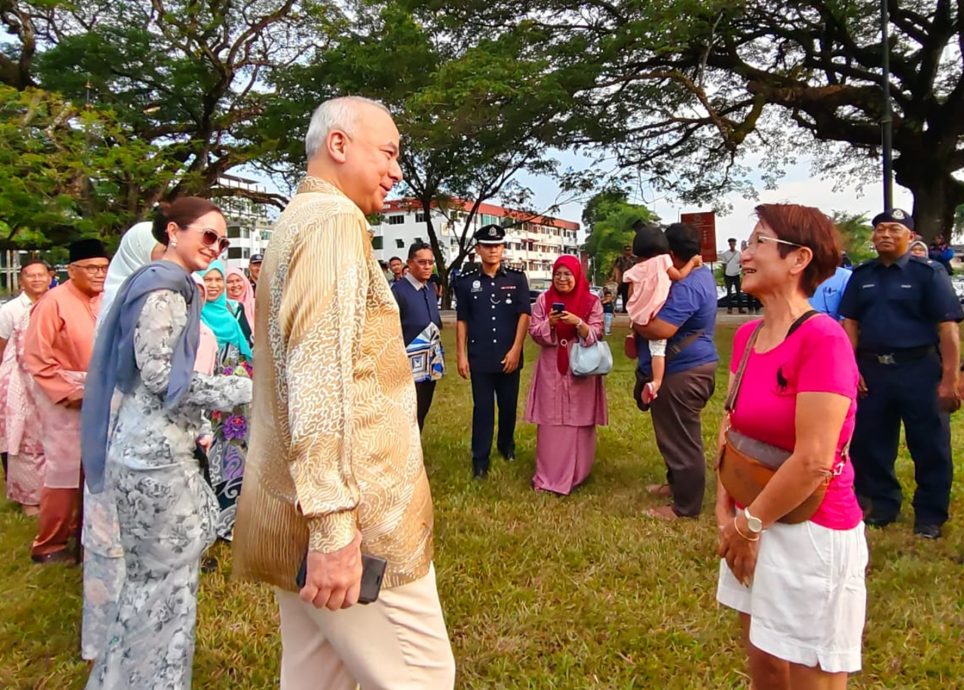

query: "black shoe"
left=914, top=524, right=941, bottom=540
left=865, top=516, right=895, bottom=529
left=500, top=450, right=516, bottom=463
left=472, top=460, right=489, bottom=479
left=30, top=549, right=78, bottom=565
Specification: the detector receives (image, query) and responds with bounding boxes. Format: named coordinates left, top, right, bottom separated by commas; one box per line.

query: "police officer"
left=839, top=208, right=963, bottom=539
left=454, top=224, right=531, bottom=478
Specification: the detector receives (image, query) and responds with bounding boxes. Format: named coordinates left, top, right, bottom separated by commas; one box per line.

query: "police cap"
left=871, top=208, right=914, bottom=231
left=474, top=224, right=506, bottom=245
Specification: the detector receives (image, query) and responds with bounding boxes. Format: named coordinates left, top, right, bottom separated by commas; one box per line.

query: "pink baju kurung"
left=524, top=293, right=608, bottom=494
left=23, top=280, right=100, bottom=488
left=3, top=308, right=46, bottom=506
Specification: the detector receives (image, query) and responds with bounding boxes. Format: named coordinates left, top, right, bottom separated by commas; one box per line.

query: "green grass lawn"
left=1, top=319, right=962, bottom=689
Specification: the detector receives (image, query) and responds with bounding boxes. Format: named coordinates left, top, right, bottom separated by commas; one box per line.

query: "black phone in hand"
left=552, top=302, right=565, bottom=313
left=295, top=552, right=387, bottom=605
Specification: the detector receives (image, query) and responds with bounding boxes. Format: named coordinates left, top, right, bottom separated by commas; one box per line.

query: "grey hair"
left=304, top=96, right=391, bottom=159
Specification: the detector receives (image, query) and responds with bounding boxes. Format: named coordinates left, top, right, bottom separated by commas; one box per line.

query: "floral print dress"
left=86, top=290, right=251, bottom=690
left=206, top=345, right=251, bottom=540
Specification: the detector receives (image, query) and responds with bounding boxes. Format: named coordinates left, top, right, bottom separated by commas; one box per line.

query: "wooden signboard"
left=680, top=211, right=717, bottom=262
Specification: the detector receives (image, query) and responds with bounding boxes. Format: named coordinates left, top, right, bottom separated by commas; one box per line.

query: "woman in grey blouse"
left=82, top=197, right=252, bottom=689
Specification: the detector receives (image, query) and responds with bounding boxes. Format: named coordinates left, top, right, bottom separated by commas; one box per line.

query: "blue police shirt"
left=838, top=253, right=964, bottom=350
left=810, top=266, right=853, bottom=320
left=454, top=265, right=530, bottom=373
left=637, top=266, right=719, bottom=376
left=391, top=273, right=442, bottom=346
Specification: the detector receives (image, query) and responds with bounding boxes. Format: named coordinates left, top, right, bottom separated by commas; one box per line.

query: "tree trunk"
left=895, top=148, right=964, bottom=242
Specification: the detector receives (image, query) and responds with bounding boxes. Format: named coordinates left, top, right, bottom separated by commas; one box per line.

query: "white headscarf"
left=98, top=222, right=159, bottom=327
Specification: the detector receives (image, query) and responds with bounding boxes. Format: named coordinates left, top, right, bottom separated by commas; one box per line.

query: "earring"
left=170, top=238, right=178, bottom=248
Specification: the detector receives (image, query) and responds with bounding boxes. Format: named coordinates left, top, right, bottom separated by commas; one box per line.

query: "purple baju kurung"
left=524, top=293, right=608, bottom=494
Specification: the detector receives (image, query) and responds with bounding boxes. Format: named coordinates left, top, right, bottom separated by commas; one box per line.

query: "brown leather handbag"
left=716, top=312, right=832, bottom=525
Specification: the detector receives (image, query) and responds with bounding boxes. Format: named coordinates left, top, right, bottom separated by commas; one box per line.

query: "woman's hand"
left=548, top=310, right=562, bottom=329
left=717, top=514, right=759, bottom=587
left=557, top=310, right=582, bottom=327
left=197, top=434, right=213, bottom=452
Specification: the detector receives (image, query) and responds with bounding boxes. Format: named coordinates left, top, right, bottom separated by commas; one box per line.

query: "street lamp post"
left=880, top=0, right=894, bottom=210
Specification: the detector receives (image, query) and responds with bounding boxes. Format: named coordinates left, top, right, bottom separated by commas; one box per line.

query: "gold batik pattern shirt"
left=232, top=176, right=433, bottom=591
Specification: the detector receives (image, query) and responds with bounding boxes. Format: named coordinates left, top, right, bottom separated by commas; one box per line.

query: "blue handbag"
left=569, top=339, right=613, bottom=376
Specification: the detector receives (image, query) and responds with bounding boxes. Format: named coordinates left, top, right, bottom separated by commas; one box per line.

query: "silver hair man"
left=304, top=96, right=392, bottom=159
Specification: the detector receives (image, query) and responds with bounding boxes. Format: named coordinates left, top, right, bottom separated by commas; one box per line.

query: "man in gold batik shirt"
left=232, top=96, right=455, bottom=689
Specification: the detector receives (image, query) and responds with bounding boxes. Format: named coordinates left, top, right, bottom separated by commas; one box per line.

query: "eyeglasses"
left=71, top=263, right=109, bottom=276
left=745, top=234, right=804, bottom=253
left=412, top=259, right=435, bottom=267
left=181, top=225, right=231, bottom=252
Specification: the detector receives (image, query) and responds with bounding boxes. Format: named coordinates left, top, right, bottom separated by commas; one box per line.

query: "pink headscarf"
left=192, top=275, right=219, bottom=376
left=227, top=267, right=255, bottom=333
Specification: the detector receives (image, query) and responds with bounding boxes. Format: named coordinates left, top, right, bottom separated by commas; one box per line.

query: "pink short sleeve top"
left=729, top=315, right=863, bottom=530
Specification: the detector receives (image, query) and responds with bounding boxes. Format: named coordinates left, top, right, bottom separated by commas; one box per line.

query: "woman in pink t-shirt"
left=715, top=204, right=868, bottom=687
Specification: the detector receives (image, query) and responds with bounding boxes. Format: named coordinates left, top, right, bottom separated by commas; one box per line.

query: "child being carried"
left=624, top=225, right=703, bottom=404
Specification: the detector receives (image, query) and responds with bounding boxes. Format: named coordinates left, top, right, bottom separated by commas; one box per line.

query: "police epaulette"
left=505, top=266, right=524, bottom=273
left=458, top=268, right=480, bottom=279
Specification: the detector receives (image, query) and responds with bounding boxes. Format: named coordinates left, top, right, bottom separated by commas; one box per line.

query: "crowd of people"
left=0, top=95, right=960, bottom=689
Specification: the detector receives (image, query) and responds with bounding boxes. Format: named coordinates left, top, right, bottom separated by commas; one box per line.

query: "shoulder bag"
left=716, top=310, right=835, bottom=524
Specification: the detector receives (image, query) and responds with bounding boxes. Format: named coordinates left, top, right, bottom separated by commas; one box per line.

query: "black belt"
left=857, top=346, right=936, bottom=365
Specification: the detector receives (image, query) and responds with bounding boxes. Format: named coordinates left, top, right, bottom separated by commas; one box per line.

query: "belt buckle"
left=877, top=353, right=896, bottom=365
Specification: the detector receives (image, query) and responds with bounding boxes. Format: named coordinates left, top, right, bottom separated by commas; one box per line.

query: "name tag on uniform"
left=861, top=283, right=875, bottom=289
left=900, top=284, right=913, bottom=289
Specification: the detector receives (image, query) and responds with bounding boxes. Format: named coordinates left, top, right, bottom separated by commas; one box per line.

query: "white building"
left=217, top=174, right=274, bottom=271
left=372, top=199, right=580, bottom=288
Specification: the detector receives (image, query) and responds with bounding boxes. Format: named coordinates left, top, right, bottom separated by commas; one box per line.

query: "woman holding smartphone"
left=523, top=256, right=607, bottom=495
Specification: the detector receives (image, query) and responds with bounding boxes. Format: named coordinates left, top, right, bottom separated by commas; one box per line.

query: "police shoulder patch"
left=457, top=267, right=480, bottom=280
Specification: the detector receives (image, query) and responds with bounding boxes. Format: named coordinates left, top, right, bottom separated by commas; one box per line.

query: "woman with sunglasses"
left=715, top=204, right=867, bottom=689
left=82, top=197, right=252, bottom=689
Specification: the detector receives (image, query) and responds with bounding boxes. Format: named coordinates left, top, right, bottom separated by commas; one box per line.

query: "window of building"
left=227, top=225, right=242, bottom=239
left=415, top=212, right=427, bottom=223
left=396, top=238, right=405, bottom=248
left=388, top=215, right=405, bottom=225
left=372, top=236, right=384, bottom=249
left=228, top=247, right=243, bottom=259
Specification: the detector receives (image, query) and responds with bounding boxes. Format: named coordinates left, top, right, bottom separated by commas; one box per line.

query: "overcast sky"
left=516, top=150, right=915, bottom=249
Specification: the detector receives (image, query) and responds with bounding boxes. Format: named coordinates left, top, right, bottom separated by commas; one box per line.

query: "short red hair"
left=755, top=204, right=842, bottom=296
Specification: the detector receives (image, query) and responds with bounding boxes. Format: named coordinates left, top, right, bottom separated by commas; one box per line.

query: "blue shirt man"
left=810, top=265, right=852, bottom=320
left=633, top=222, right=719, bottom=519
left=839, top=208, right=963, bottom=539
left=392, top=242, right=444, bottom=430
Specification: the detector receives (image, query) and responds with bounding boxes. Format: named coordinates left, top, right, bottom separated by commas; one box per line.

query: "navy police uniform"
left=839, top=218, right=963, bottom=530
left=454, top=225, right=530, bottom=476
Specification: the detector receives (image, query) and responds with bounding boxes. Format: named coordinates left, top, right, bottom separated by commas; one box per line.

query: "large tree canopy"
left=0, top=0, right=323, bottom=245
left=259, top=1, right=579, bottom=303
left=420, top=0, right=964, bottom=238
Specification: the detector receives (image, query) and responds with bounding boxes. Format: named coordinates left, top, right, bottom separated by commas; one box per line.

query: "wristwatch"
left=744, top=507, right=764, bottom=535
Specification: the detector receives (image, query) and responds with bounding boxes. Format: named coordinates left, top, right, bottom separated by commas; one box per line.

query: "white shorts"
left=648, top=338, right=667, bottom=358
left=717, top=520, right=868, bottom=673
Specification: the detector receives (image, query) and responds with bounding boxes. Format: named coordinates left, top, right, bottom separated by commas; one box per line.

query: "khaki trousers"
left=277, top=564, right=455, bottom=690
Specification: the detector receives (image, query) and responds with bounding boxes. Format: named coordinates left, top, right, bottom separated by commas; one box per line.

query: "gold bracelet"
left=733, top=517, right=760, bottom=542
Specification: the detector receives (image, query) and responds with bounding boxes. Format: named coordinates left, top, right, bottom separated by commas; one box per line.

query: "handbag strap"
left=724, top=323, right=762, bottom=413
left=724, top=309, right=821, bottom=413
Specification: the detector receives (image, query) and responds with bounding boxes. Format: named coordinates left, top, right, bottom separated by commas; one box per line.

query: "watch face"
left=745, top=509, right=763, bottom=532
